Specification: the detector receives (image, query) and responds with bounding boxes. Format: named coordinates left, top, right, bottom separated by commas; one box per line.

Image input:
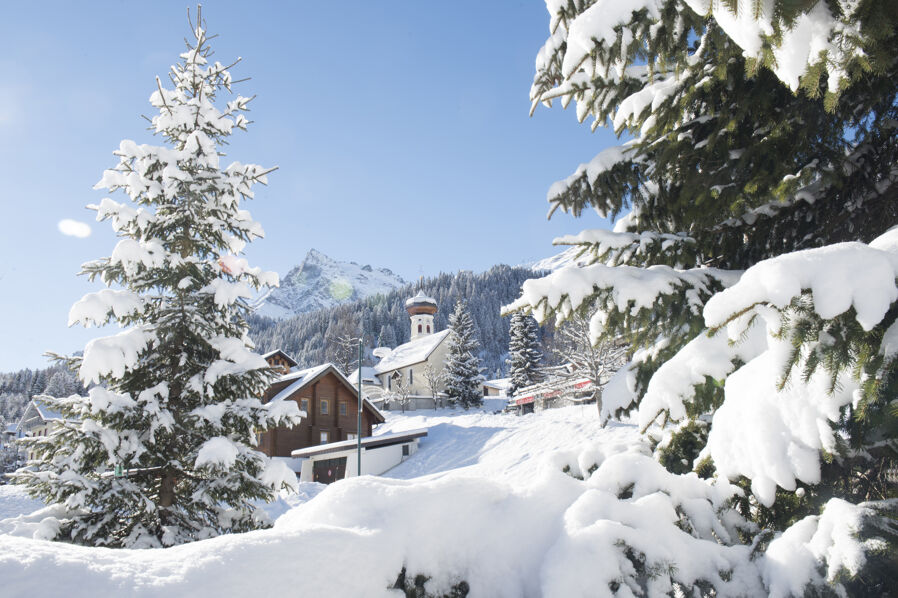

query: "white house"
left=15, top=398, right=78, bottom=460
left=291, top=428, right=428, bottom=483
left=351, top=291, right=452, bottom=411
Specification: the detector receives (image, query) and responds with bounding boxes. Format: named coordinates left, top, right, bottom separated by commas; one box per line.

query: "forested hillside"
left=249, top=265, right=540, bottom=377
left=0, top=266, right=537, bottom=426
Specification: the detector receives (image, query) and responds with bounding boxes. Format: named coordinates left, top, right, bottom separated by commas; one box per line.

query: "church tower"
left=405, top=291, right=438, bottom=341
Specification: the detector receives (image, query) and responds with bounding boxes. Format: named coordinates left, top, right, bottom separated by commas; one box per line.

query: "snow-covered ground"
left=0, top=403, right=646, bottom=597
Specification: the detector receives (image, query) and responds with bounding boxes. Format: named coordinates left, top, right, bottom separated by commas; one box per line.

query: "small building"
left=359, top=291, right=452, bottom=411
left=506, top=377, right=595, bottom=416
left=292, top=428, right=428, bottom=484
left=257, top=361, right=386, bottom=463
left=1, top=423, right=18, bottom=449
left=262, top=349, right=298, bottom=375
left=483, top=378, right=510, bottom=397
left=15, top=398, right=78, bottom=460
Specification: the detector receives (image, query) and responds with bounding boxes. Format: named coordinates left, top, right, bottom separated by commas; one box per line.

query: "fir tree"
left=444, top=301, right=484, bottom=409
left=12, top=9, right=301, bottom=548
left=507, top=0, right=898, bottom=594
left=506, top=312, right=543, bottom=396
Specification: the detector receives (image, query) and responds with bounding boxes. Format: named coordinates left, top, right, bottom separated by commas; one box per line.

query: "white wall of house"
left=298, top=439, right=420, bottom=482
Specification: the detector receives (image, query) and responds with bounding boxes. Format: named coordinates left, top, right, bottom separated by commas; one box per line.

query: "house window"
left=386, top=376, right=391, bottom=390
left=339, top=402, right=347, bottom=416
left=300, top=399, right=309, bottom=413
left=409, top=369, right=413, bottom=385
left=418, top=324, right=422, bottom=333
left=426, top=325, right=430, bottom=333
left=320, top=431, right=329, bottom=444
left=402, top=444, right=410, bottom=456
left=321, top=400, right=329, bottom=415
left=347, top=433, right=358, bottom=440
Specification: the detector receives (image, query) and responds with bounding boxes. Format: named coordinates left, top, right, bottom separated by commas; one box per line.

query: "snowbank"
left=0, top=406, right=871, bottom=596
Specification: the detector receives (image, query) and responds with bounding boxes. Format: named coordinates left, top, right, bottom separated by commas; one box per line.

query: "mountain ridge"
left=252, top=249, right=407, bottom=319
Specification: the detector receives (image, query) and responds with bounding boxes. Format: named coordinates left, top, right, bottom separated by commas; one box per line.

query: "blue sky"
left=0, top=1, right=617, bottom=371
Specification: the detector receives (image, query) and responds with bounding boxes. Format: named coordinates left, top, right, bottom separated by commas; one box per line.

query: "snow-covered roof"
left=405, top=290, right=437, bottom=307
left=262, top=349, right=298, bottom=367
left=347, top=366, right=381, bottom=385
left=16, top=397, right=77, bottom=434
left=373, top=329, right=451, bottom=374
left=291, top=428, right=428, bottom=459
left=32, top=398, right=66, bottom=422
left=483, top=378, right=510, bottom=390
left=269, top=364, right=332, bottom=403
left=268, top=363, right=385, bottom=423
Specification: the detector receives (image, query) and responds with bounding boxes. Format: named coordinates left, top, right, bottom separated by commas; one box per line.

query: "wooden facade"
left=257, top=365, right=385, bottom=458
left=262, top=349, right=298, bottom=375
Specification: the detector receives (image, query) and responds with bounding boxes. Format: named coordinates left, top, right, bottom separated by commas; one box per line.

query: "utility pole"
left=357, top=338, right=362, bottom=477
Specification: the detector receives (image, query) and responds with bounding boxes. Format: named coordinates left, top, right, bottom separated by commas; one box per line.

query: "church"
left=351, top=291, right=452, bottom=410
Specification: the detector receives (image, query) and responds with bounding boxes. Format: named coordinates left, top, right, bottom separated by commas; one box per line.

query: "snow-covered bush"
left=506, top=0, right=898, bottom=594
left=11, top=8, right=301, bottom=548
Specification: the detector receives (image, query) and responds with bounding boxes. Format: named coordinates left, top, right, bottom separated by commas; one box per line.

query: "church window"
left=418, top=324, right=422, bottom=333
left=426, top=325, right=431, bottom=333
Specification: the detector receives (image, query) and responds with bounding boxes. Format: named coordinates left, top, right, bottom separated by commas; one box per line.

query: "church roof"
left=373, top=329, right=451, bottom=374
left=404, top=290, right=437, bottom=308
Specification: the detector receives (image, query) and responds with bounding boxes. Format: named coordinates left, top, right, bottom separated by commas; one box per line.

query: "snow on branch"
left=705, top=235, right=898, bottom=333
left=560, top=0, right=665, bottom=80
left=636, top=314, right=768, bottom=431
left=547, top=144, right=637, bottom=218
left=68, top=289, right=145, bottom=328
left=505, top=262, right=736, bottom=332
left=554, top=228, right=696, bottom=267
left=682, top=0, right=865, bottom=95
left=203, top=336, right=269, bottom=388
left=706, top=339, right=859, bottom=507
left=79, top=326, right=155, bottom=385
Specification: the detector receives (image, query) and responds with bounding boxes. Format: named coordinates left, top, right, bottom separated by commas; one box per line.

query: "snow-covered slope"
left=0, top=405, right=858, bottom=597
left=252, top=249, right=406, bottom=319
left=0, top=406, right=644, bottom=597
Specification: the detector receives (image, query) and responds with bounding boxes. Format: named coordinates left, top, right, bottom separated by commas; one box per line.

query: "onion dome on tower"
left=405, top=290, right=438, bottom=341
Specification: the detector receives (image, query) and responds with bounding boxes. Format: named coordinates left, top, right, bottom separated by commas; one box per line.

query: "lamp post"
left=357, top=338, right=362, bottom=477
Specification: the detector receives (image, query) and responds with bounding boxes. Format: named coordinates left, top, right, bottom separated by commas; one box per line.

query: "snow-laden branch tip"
left=705, top=232, right=898, bottom=333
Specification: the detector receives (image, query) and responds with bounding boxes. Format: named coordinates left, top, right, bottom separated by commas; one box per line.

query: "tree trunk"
left=159, top=472, right=176, bottom=508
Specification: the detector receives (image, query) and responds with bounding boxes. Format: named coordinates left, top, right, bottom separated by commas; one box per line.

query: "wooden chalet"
left=257, top=355, right=385, bottom=458
left=261, top=349, right=298, bottom=375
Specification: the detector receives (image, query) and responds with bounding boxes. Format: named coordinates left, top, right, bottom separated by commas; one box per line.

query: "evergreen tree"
left=444, top=301, right=484, bottom=409
left=12, top=10, right=301, bottom=548
left=506, top=312, right=543, bottom=396
left=507, top=0, right=898, bottom=594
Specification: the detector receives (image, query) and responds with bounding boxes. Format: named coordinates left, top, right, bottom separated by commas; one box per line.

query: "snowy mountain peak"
left=253, top=249, right=406, bottom=319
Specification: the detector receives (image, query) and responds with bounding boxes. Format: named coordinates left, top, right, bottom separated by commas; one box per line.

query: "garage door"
left=312, top=457, right=347, bottom=484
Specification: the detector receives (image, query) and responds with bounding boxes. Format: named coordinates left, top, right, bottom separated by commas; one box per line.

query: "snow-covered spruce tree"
left=444, top=301, right=484, bottom=409
left=506, top=312, right=543, bottom=396
left=12, top=11, right=302, bottom=548
left=505, top=0, right=898, bottom=594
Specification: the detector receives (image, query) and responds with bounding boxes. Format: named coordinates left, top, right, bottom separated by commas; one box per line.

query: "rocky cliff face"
left=253, top=249, right=406, bottom=319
